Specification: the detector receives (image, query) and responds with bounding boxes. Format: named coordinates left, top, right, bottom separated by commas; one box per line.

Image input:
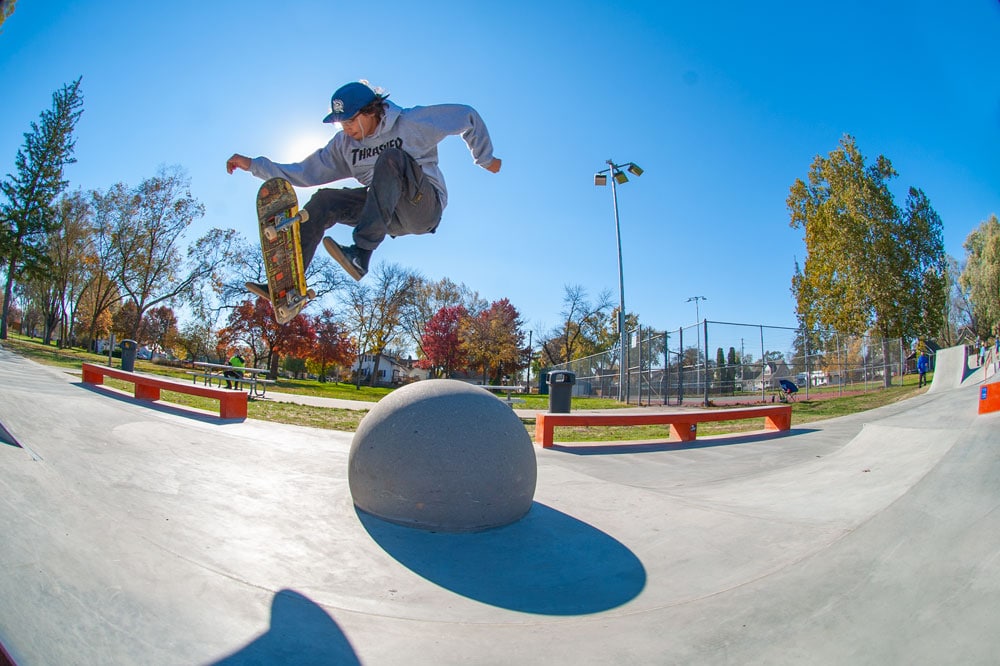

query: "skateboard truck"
left=264, top=209, right=310, bottom=242
left=275, top=286, right=317, bottom=322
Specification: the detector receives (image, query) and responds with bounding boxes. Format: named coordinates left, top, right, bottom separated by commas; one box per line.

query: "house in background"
left=744, top=360, right=793, bottom=392
left=353, top=353, right=429, bottom=386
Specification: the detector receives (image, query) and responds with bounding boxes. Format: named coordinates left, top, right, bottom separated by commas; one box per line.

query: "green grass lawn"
left=2, top=334, right=930, bottom=442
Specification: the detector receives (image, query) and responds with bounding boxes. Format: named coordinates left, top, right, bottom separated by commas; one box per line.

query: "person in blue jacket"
left=227, top=80, right=501, bottom=288
left=917, top=351, right=929, bottom=388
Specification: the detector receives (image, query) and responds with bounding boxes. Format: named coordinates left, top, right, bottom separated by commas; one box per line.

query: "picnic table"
left=189, top=361, right=274, bottom=398
left=477, top=384, right=526, bottom=407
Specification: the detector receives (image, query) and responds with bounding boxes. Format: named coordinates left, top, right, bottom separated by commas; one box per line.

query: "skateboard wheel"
left=264, top=226, right=277, bottom=242
left=297, top=209, right=309, bottom=224
left=306, top=289, right=316, bottom=300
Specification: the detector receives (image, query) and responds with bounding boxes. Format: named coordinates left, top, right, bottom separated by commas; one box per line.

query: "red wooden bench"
left=81, top=362, right=247, bottom=419
left=534, top=404, right=792, bottom=448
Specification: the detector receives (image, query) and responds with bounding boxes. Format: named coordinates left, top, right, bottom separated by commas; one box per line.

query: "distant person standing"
left=225, top=353, right=245, bottom=390
left=917, top=351, right=929, bottom=388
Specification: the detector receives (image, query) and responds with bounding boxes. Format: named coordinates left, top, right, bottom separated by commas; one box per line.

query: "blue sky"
left=2, top=1, right=998, bottom=339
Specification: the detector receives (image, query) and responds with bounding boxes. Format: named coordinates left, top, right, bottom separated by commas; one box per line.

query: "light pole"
left=687, top=296, right=706, bottom=395
left=595, top=159, right=643, bottom=402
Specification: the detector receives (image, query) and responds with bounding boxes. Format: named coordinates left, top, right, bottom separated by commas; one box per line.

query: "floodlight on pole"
left=594, top=158, right=644, bottom=402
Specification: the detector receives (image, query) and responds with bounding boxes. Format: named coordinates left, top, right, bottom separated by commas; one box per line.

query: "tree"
left=0, top=78, right=84, bottom=339
left=0, top=1, right=17, bottom=32
left=213, top=232, right=348, bottom=321
left=175, top=320, right=216, bottom=362
left=111, top=301, right=142, bottom=343
left=400, top=275, right=479, bottom=360
left=418, top=304, right=469, bottom=378
left=75, top=184, right=128, bottom=349
left=903, top=188, right=948, bottom=341
left=726, top=346, right=738, bottom=394
left=73, top=284, right=115, bottom=350
left=307, top=309, right=356, bottom=382
left=959, top=214, right=1000, bottom=341
left=539, top=284, right=614, bottom=367
left=788, top=135, right=946, bottom=386
left=26, top=190, right=93, bottom=345
left=940, top=255, right=969, bottom=346
left=144, top=305, right=179, bottom=353
left=343, top=262, right=417, bottom=387
left=220, top=297, right=315, bottom=379
left=462, top=298, right=526, bottom=384
left=715, top=347, right=727, bottom=391
left=106, top=167, right=238, bottom=340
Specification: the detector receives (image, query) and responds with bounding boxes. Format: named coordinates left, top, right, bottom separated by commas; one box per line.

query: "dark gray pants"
left=299, top=147, right=443, bottom=268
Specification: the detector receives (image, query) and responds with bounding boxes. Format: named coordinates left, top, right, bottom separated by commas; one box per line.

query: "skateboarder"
left=227, top=81, right=502, bottom=287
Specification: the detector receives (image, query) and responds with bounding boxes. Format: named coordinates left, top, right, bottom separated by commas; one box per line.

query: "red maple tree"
left=417, top=304, right=469, bottom=378
left=308, top=309, right=356, bottom=382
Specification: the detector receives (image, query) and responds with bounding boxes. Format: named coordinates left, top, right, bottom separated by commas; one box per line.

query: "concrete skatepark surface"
left=0, top=345, right=998, bottom=664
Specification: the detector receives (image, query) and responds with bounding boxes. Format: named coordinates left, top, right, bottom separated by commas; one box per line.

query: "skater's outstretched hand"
left=484, top=158, right=502, bottom=174
left=226, top=154, right=251, bottom=174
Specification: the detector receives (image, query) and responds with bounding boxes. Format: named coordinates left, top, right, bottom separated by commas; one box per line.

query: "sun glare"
left=276, top=126, right=335, bottom=163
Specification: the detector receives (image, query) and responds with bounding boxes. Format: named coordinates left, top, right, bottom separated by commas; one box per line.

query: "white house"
left=352, top=354, right=429, bottom=385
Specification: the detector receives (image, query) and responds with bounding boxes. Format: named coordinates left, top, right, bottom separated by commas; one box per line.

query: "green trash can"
left=120, top=339, right=138, bottom=372
left=547, top=370, right=576, bottom=413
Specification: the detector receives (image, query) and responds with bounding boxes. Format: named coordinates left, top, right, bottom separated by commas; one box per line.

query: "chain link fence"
left=548, top=320, right=926, bottom=405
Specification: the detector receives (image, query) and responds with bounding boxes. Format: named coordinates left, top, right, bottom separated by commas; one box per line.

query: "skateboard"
left=256, top=177, right=316, bottom=324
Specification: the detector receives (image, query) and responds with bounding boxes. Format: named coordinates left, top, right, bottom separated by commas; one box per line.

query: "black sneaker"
left=245, top=281, right=270, bottom=300
left=323, top=237, right=371, bottom=280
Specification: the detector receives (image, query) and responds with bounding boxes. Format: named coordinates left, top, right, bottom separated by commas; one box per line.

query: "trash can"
left=120, top=339, right=138, bottom=372
left=547, top=370, right=576, bottom=413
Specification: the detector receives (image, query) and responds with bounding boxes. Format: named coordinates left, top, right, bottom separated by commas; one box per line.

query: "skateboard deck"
left=256, top=178, right=315, bottom=324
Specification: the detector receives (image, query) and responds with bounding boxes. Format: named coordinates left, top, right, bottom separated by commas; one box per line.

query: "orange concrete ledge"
left=535, top=405, right=792, bottom=448
left=81, top=362, right=247, bottom=419
left=979, top=381, right=1000, bottom=415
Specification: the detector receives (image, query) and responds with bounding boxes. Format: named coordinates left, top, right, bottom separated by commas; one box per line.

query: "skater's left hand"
left=484, top=158, right=502, bottom=173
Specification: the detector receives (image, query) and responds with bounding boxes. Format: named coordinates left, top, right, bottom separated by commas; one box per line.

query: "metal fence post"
left=678, top=326, right=684, bottom=405
left=703, top=319, right=710, bottom=406
left=759, top=325, right=766, bottom=403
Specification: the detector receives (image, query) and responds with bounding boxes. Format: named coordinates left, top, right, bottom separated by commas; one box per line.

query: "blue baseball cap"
left=323, top=82, right=377, bottom=124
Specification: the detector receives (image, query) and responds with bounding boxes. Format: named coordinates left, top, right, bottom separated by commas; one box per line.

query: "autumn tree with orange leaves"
left=461, top=298, right=526, bottom=384
left=219, top=297, right=315, bottom=379
left=309, top=308, right=355, bottom=382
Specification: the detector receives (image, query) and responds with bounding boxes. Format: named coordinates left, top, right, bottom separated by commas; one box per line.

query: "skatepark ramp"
left=2, top=344, right=1000, bottom=664
left=928, top=343, right=983, bottom=392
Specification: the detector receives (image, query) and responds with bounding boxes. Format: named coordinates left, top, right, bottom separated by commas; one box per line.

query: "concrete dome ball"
left=348, top=379, right=537, bottom=532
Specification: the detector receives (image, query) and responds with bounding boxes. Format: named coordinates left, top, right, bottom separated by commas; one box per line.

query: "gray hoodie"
left=249, top=100, right=496, bottom=209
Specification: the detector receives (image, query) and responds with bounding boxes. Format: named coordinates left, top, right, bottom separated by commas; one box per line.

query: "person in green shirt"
left=225, top=354, right=245, bottom=390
